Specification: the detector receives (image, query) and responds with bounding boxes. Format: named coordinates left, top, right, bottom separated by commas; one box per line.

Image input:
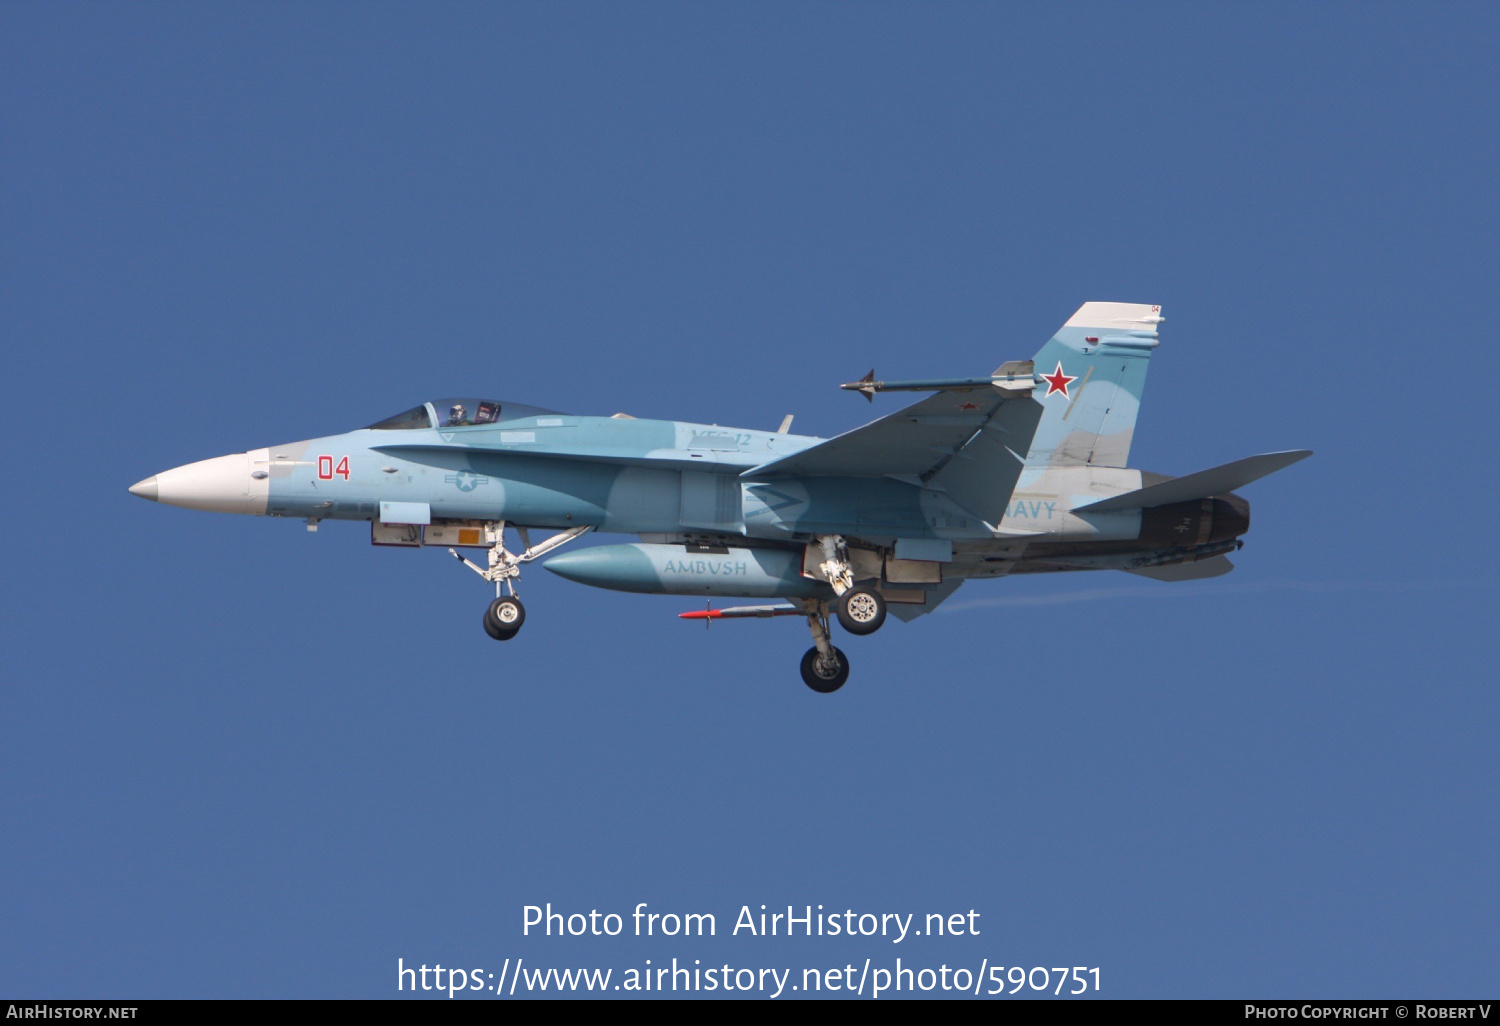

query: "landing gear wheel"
left=836, top=586, right=886, bottom=636
left=483, top=614, right=520, bottom=640
left=800, top=646, right=850, bottom=693
left=484, top=596, right=525, bottom=640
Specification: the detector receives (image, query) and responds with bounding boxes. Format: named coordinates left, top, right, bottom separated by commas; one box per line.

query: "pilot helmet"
left=449, top=403, right=467, bottom=425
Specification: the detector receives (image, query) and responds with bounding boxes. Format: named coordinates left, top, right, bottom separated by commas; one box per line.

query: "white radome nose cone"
left=129, top=476, right=159, bottom=501
left=149, top=448, right=271, bottom=514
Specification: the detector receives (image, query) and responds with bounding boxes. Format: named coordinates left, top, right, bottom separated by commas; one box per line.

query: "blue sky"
left=2, top=1, right=1496, bottom=999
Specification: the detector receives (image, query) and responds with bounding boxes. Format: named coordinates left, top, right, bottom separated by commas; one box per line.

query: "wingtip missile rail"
left=840, top=361, right=1038, bottom=401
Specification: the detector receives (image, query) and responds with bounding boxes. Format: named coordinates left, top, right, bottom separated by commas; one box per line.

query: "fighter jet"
left=130, top=302, right=1309, bottom=692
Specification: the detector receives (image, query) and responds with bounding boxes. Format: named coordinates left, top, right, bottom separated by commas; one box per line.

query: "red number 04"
left=317, top=456, right=351, bottom=481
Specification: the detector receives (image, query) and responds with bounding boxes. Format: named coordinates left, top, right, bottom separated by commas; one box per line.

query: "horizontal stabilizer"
left=886, top=579, right=964, bottom=621
left=1125, top=556, right=1234, bottom=582
left=1075, top=450, right=1312, bottom=512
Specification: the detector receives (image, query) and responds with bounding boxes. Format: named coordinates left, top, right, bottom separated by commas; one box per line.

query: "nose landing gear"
left=450, top=522, right=590, bottom=641
left=483, top=596, right=526, bottom=640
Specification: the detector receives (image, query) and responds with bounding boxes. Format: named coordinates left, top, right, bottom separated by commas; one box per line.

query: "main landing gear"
left=801, top=599, right=851, bottom=693
left=815, top=534, right=888, bottom=638
left=677, top=536, right=898, bottom=691
left=791, top=536, right=892, bottom=692
left=836, top=586, right=886, bottom=635
left=815, top=531, right=890, bottom=637
left=451, top=522, right=589, bottom=642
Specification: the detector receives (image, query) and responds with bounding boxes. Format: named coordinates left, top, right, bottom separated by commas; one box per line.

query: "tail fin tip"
left=1063, top=302, right=1164, bottom=330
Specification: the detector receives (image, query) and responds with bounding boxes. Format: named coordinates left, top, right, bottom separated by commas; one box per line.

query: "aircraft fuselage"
left=131, top=408, right=1248, bottom=585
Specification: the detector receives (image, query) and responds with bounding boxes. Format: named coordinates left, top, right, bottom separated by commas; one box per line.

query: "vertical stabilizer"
left=1025, top=302, right=1162, bottom=468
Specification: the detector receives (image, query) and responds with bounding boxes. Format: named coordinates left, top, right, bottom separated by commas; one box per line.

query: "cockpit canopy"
left=367, top=398, right=561, bottom=431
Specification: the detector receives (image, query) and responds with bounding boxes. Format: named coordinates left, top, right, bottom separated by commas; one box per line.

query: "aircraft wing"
left=741, top=390, right=1044, bottom=523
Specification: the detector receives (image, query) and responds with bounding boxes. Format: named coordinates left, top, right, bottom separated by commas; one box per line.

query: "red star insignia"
left=1041, top=362, right=1077, bottom=398
left=959, top=401, right=979, bottom=411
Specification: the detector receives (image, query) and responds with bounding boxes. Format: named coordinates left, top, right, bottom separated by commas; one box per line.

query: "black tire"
left=485, top=597, right=525, bottom=639
left=800, top=646, right=850, bottom=693
left=482, top=609, right=516, bottom=641
left=836, top=586, right=886, bottom=636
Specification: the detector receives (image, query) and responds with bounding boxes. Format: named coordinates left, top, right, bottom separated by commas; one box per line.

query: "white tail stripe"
left=1063, top=301, right=1163, bottom=329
